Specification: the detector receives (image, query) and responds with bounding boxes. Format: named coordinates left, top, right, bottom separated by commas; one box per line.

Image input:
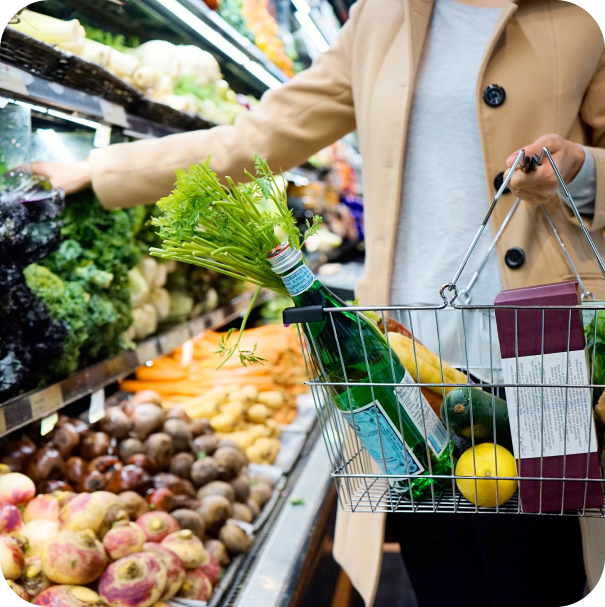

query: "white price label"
left=0, top=63, right=27, bottom=96
left=99, top=99, right=129, bottom=128
left=41, top=413, right=59, bottom=436
left=30, top=384, right=63, bottom=418
left=181, top=339, right=194, bottom=366
left=89, top=388, right=106, bottom=424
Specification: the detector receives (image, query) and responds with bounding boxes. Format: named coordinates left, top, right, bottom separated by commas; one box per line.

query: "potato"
left=239, top=385, right=259, bottom=402
left=210, top=413, right=237, bottom=433
left=247, top=404, right=269, bottom=424
left=264, top=419, right=282, bottom=438
left=257, top=391, right=283, bottom=410
left=255, top=438, right=280, bottom=464
left=226, top=431, right=255, bottom=451
left=246, top=444, right=264, bottom=464
left=221, top=400, right=247, bottom=417
left=248, top=425, right=270, bottom=441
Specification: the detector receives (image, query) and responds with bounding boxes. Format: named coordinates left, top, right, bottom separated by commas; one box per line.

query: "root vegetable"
left=190, top=456, right=220, bottom=489
left=250, top=474, right=276, bottom=490
left=3, top=470, right=43, bottom=504
left=176, top=568, right=212, bottom=602
left=78, top=471, right=108, bottom=493
left=146, top=488, right=174, bottom=512
left=213, top=446, right=244, bottom=481
left=80, top=433, right=110, bottom=461
left=118, top=439, right=144, bottom=463
left=247, top=403, right=269, bottom=424
left=192, top=434, right=219, bottom=456
left=99, top=553, right=167, bottom=607
left=135, top=511, right=179, bottom=543
left=0, top=503, right=22, bottom=533
left=117, top=492, right=149, bottom=520
left=0, top=535, right=25, bottom=579
left=38, top=480, right=74, bottom=494
left=20, top=520, right=59, bottom=557
left=106, top=465, right=151, bottom=495
left=197, top=480, right=235, bottom=503
left=41, top=529, right=107, bottom=584
left=232, top=503, right=253, bottom=524
left=21, top=557, right=52, bottom=599
left=249, top=482, right=272, bottom=509
left=163, top=420, right=192, bottom=454
left=170, top=453, right=194, bottom=479
left=198, top=495, right=232, bottom=535
left=188, top=419, right=212, bottom=438
left=170, top=509, right=205, bottom=539
left=65, top=457, right=87, bottom=487
left=2, top=436, right=36, bottom=472
left=103, top=523, right=146, bottom=560
left=153, top=473, right=195, bottom=498
left=142, top=543, right=185, bottom=601
left=49, top=423, right=80, bottom=459
left=58, top=492, right=106, bottom=533
left=170, top=495, right=200, bottom=511
left=33, top=585, right=107, bottom=607
left=9, top=581, right=30, bottom=602
left=161, top=530, right=208, bottom=569
left=143, top=434, right=173, bottom=470
left=219, top=523, right=251, bottom=556
left=130, top=405, right=165, bottom=440
left=257, top=391, right=283, bottom=409
left=204, top=538, right=230, bottom=568
left=100, top=408, right=132, bottom=440
left=130, top=391, right=162, bottom=407
left=24, top=495, right=59, bottom=523
left=166, top=408, right=191, bottom=423
left=88, top=456, right=123, bottom=475
left=200, top=552, right=220, bottom=586
left=230, top=475, right=251, bottom=503
left=125, top=454, right=158, bottom=475
left=246, top=499, right=260, bottom=520
left=98, top=505, right=130, bottom=541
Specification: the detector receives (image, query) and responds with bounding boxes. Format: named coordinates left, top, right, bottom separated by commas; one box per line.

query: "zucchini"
left=441, top=387, right=513, bottom=451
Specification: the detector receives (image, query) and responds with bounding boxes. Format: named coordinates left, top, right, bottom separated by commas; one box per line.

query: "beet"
left=25, top=446, right=66, bottom=484
left=79, top=433, right=110, bottom=461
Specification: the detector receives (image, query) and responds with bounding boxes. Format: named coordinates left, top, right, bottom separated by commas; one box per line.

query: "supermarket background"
left=0, top=0, right=605, bottom=606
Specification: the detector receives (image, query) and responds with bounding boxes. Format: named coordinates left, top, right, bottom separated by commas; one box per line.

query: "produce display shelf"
left=0, top=288, right=274, bottom=439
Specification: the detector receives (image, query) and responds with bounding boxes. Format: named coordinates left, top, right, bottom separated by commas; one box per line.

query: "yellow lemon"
left=455, top=443, right=517, bottom=507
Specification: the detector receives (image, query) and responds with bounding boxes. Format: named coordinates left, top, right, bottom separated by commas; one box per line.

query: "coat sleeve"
left=89, top=5, right=362, bottom=210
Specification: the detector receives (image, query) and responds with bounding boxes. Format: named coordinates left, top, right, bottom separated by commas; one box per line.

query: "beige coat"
left=91, top=0, right=605, bottom=602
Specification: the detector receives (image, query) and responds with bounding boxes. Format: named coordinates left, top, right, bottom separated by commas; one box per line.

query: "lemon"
left=455, top=443, right=518, bottom=507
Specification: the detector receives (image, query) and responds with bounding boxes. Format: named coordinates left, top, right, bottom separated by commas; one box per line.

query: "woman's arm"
left=34, top=1, right=363, bottom=209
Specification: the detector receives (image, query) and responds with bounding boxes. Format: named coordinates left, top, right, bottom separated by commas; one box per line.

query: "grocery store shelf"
left=0, top=288, right=274, bottom=439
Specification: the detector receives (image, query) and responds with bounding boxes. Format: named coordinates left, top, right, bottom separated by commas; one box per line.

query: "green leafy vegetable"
left=83, top=25, right=139, bottom=53
left=151, top=155, right=321, bottom=366
left=584, top=310, right=605, bottom=399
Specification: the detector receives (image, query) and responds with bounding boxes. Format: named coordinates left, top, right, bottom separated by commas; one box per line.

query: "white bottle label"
left=282, top=265, right=315, bottom=297
left=340, top=400, right=425, bottom=476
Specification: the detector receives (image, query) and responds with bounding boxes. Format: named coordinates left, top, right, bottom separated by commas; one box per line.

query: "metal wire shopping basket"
left=285, top=147, right=605, bottom=517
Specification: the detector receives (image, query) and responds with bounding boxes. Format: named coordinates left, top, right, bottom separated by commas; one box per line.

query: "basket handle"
left=440, top=146, right=605, bottom=306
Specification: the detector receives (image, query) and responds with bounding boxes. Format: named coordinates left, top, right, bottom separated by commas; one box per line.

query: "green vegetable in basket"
left=584, top=309, right=605, bottom=400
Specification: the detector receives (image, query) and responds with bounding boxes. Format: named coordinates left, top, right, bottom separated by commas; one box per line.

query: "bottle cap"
left=267, top=242, right=302, bottom=274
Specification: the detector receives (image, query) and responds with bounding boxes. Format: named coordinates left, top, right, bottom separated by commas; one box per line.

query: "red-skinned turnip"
left=20, top=520, right=59, bottom=558
left=0, top=535, right=25, bottom=579
left=142, top=543, right=185, bottom=601
left=0, top=472, right=36, bottom=506
left=145, top=488, right=174, bottom=512
left=161, top=530, right=208, bottom=569
left=0, top=503, right=22, bottom=532
left=98, top=552, right=167, bottom=607
left=103, top=523, right=146, bottom=560
left=22, top=556, right=53, bottom=599
left=176, top=567, right=212, bottom=602
left=34, top=585, right=107, bottom=607
left=200, top=552, right=220, bottom=586
left=41, top=529, right=107, bottom=584
left=135, top=512, right=178, bottom=543
left=24, top=495, right=59, bottom=523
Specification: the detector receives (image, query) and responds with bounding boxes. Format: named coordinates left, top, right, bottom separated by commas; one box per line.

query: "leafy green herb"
left=151, top=155, right=321, bottom=366
left=290, top=497, right=305, bottom=505
left=584, top=310, right=605, bottom=399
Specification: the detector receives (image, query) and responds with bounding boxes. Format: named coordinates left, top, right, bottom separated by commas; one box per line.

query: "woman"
left=35, top=0, right=605, bottom=604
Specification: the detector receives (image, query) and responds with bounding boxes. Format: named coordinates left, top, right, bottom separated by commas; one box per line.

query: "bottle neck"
left=267, top=242, right=318, bottom=300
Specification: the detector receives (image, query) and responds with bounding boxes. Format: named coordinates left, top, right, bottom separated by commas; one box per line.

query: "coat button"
left=494, top=171, right=511, bottom=195
left=505, top=247, right=525, bottom=269
left=484, top=84, right=506, bottom=107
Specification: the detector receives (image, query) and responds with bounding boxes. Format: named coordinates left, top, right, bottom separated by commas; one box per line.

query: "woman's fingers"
left=31, top=160, right=92, bottom=195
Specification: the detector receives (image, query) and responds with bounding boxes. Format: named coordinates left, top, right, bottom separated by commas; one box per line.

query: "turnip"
left=98, top=552, right=167, bottom=607
left=20, top=520, right=60, bottom=558
left=204, top=538, right=230, bottom=568
left=0, top=472, right=36, bottom=506
left=21, top=557, right=53, bottom=599
left=200, top=551, right=220, bottom=586
left=176, top=567, right=213, bottom=601
left=145, top=488, right=174, bottom=512
left=117, top=492, right=149, bottom=520
left=142, top=543, right=185, bottom=600
left=161, top=530, right=208, bottom=569
left=34, top=585, right=108, bottom=607
left=41, top=529, right=107, bottom=584
left=58, top=493, right=106, bottom=533
left=135, top=512, right=178, bottom=543
left=103, top=523, right=146, bottom=560
left=0, top=535, right=25, bottom=579
left=0, top=503, right=23, bottom=532
left=24, top=495, right=60, bottom=523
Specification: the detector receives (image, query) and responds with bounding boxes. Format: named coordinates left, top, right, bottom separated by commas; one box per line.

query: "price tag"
left=99, top=99, right=129, bottom=128
left=0, top=63, right=27, bottom=96
left=40, top=413, right=59, bottom=436
left=0, top=410, right=7, bottom=436
left=30, top=384, right=63, bottom=418
left=136, top=340, right=159, bottom=365
left=160, top=326, right=191, bottom=355
left=89, top=388, right=106, bottom=424
left=181, top=339, right=194, bottom=367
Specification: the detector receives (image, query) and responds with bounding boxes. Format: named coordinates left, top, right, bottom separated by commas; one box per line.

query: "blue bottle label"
left=282, top=265, right=315, bottom=297
left=340, top=401, right=424, bottom=476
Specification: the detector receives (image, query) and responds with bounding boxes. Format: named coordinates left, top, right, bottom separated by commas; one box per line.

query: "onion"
left=176, top=567, right=213, bottom=601
left=103, top=523, right=146, bottom=560
left=161, top=530, right=208, bottom=569
left=0, top=535, right=25, bottom=579
left=0, top=472, right=36, bottom=506
left=41, top=529, right=107, bottom=584
left=142, top=543, right=185, bottom=600
left=0, top=503, right=22, bottom=532
left=24, top=495, right=59, bottom=523
left=20, top=520, right=59, bottom=558
left=33, top=585, right=108, bottom=607
left=98, top=553, right=167, bottom=607
left=135, top=512, right=178, bottom=543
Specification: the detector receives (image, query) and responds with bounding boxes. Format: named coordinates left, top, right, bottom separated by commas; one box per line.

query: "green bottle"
left=268, top=242, right=453, bottom=500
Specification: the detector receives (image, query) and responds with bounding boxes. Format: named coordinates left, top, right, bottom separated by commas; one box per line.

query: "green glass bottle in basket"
left=268, top=242, right=453, bottom=499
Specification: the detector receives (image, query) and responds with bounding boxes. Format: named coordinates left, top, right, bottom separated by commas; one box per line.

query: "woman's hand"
left=30, top=160, right=92, bottom=195
left=505, top=134, right=585, bottom=206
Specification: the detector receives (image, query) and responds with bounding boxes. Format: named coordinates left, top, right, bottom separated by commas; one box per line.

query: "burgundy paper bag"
left=494, top=281, right=603, bottom=512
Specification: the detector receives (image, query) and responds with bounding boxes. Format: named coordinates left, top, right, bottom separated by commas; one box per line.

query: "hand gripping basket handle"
left=440, top=147, right=605, bottom=305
